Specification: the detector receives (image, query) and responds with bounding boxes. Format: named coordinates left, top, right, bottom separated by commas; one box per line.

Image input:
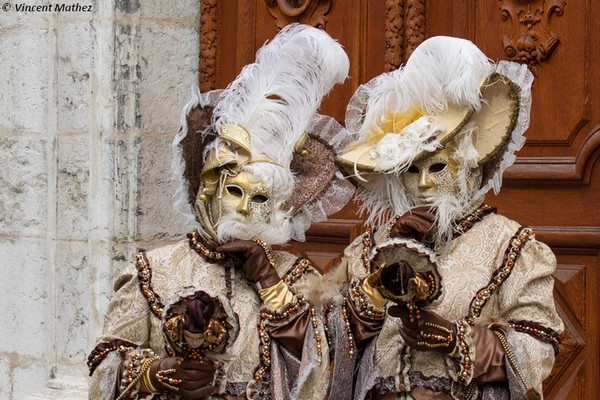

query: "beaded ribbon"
left=87, top=339, right=136, bottom=376
left=188, top=231, right=228, bottom=261
left=136, top=250, right=165, bottom=319
left=452, top=204, right=496, bottom=239
left=465, top=227, right=532, bottom=325
left=509, top=320, right=561, bottom=355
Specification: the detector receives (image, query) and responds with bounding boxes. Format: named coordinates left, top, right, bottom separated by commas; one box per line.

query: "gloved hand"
left=367, top=260, right=416, bottom=300
left=217, top=240, right=281, bottom=289
left=389, top=206, right=438, bottom=242
left=184, top=291, right=216, bottom=334
left=148, top=357, right=217, bottom=398
left=389, top=304, right=456, bottom=354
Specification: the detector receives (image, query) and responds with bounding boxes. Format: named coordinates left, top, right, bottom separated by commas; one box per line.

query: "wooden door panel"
left=199, top=1, right=599, bottom=397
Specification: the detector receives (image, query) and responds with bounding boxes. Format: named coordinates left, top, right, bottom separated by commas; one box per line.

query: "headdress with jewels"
left=172, top=23, right=355, bottom=244
left=337, top=36, right=533, bottom=229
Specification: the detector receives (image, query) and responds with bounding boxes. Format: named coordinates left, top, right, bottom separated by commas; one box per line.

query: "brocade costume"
left=333, top=36, right=564, bottom=400
left=339, top=204, right=563, bottom=399
left=88, top=24, right=352, bottom=400
left=88, top=236, right=329, bottom=399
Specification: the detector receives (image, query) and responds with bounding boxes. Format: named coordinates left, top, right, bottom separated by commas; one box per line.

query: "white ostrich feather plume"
left=212, top=23, right=349, bottom=168
left=401, top=36, right=495, bottom=113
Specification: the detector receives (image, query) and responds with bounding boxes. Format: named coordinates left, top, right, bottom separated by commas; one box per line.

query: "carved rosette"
left=498, top=0, right=566, bottom=74
left=265, top=0, right=331, bottom=30
left=384, top=0, right=425, bottom=71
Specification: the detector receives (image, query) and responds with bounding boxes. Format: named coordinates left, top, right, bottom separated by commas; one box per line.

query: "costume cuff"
left=360, top=278, right=388, bottom=309
left=117, top=349, right=160, bottom=398
left=139, top=359, right=159, bottom=393
left=258, top=280, right=296, bottom=309
left=447, top=320, right=476, bottom=387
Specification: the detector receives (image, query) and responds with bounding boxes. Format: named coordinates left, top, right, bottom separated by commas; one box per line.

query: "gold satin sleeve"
left=258, top=280, right=296, bottom=309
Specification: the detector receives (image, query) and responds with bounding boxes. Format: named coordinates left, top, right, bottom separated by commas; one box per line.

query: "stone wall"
left=0, top=1, right=200, bottom=398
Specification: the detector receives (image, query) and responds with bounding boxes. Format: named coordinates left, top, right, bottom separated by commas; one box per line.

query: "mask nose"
left=418, top=171, right=433, bottom=189
left=236, top=195, right=250, bottom=216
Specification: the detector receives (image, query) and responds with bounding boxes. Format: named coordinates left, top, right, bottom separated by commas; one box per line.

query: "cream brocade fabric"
left=89, top=239, right=330, bottom=400
left=343, top=212, right=563, bottom=399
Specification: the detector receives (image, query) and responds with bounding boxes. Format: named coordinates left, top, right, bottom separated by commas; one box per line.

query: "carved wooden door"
left=199, top=1, right=599, bottom=398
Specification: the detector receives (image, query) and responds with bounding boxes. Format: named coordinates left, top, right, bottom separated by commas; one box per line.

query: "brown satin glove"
left=148, top=357, right=217, bottom=398
left=389, top=304, right=457, bottom=354
left=389, top=206, right=438, bottom=243
left=217, top=240, right=281, bottom=289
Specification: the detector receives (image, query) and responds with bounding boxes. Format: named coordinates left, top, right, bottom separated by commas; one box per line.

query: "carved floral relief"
left=499, top=0, right=566, bottom=74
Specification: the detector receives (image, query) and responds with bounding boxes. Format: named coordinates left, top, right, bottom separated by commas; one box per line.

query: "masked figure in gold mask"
left=87, top=24, right=354, bottom=400
left=331, top=37, right=563, bottom=399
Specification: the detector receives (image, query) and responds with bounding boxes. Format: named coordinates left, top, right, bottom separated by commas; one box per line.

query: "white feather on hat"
left=211, top=23, right=349, bottom=171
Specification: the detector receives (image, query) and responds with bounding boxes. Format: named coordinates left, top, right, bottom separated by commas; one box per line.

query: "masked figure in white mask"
left=87, top=23, right=354, bottom=400
left=331, top=36, right=564, bottom=399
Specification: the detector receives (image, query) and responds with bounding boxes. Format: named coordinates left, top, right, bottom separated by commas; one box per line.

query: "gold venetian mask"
left=401, top=146, right=460, bottom=206
left=210, top=170, right=272, bottom=225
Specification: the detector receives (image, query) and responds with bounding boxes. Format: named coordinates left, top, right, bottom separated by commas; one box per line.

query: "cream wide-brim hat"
left=337, top=72, right=520, bottom=179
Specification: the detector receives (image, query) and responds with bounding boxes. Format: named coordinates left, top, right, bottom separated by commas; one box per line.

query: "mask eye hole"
left=407, top=165, right=419, bottom=173
left=430, top=163, right=446, bottom=173
left=225, top=185, right=244, bottom=198
left=251, top=194, right=269, bottom=204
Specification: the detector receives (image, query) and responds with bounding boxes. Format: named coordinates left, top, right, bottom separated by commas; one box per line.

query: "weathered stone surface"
left=136, top=134, right=197, bottom=240
left=0, top=239, right=50, bottom=356
left=57, top=136, right=90, bottom=239
left=0, top=5, right=50, bottom=36
left=2, top=0, right=201, bottom=397
left=0, top=359, right=9, bottom=399
left=57, top=22, right=93, bottom=134
left=139, top=0, right=199, bottom=19
left=0, top=138, right=48, bottom=237
left=0, top=29, right=50, bottom=134
left=139, top=22, right=199, bottom=134
left=54, top=241, right=91, bottom=374
left=102, top=137, right=140, bottom=241
left=13, top=363, right=48, bottom=399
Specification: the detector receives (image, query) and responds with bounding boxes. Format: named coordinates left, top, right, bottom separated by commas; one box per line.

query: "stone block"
left=0, top=358, right=10, bottom=400
left=0, top=239, right=50, bottom=356
left=139, top=0, right=199, bottom=19
left=57, top=136, right=90, bottom=239
left=54, top=241, right=91, bottom=370
left=57, top=21, right=93, bottom=134
left=13, top=362, right=48, bottom=400
left=136, top=135, right=196, bottom=240
left=0, top=138, right=48, bottom=237
left=102, top=137, right=140, bottom=241
left=138, top=23, right=199, bottom=134
left=0, top=29, right=50, bottom=134
left=0, top=3, right=51, bottom=31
